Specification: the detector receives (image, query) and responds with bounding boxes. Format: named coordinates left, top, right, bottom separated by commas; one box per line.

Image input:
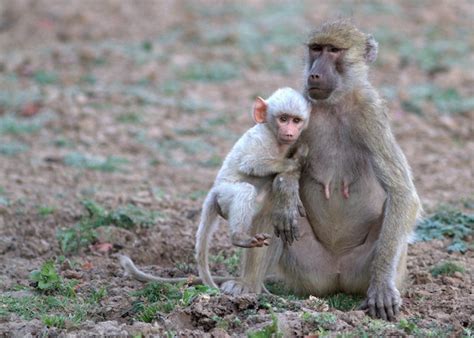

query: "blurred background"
left=0, top=1, right=472, bottom=335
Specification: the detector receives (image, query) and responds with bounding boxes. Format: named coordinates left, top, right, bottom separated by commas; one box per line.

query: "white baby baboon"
left=196, top=87, right=311, bottom=288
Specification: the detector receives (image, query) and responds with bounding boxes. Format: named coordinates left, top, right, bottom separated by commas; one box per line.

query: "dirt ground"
left=0, top=0, right=473, bottom=336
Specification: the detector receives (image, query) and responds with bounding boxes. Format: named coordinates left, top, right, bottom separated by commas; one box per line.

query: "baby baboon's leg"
left=217, top=182, right=270, bottom=248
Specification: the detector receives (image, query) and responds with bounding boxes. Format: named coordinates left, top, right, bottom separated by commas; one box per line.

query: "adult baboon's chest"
left=304, top=111, right=369, bottom=184
left=300, top=111, right=386, bottom=251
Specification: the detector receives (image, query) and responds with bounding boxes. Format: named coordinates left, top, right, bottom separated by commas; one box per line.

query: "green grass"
left=42, top=314, right=66, bottom=328
left=33, top=70, right=58, bottom=85
left=0, top=261, right=105, bottom=326
left=402, top=84, right=474, bottom=115
left=37, top=206, right=55, bottom=216
left=130, top=282, right=219, bottom=323
left=415, top=207, right=473, bottom=253
left=324, top=293, right=364, bottom=311
left=0, top=115, right=42, bottom=135
left=0, top=141, right=29, bottom=156
left=57, top=200, right=160, bottom=254
left=210, top=250, right=241, bottom=275
left=248, top=311, right=282, bottom=338
left=302, top=311, right=337, bottom=331
left=430, top=261, right=465, bottom=277
left=116, top=112, right=143, bottom=124
left=64, top=152, right=128, bottom=172
left=180, top=62, right=239, bottom=82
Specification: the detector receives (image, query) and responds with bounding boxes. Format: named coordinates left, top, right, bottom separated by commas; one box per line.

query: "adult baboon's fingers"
left=376, top=294, right=387, bottom=321
left=393, top=302, right=401, bottom=317
left=385, top=297, right=394, bottom=321
left=367, top=298, right=376, bottom=318
left=293, top=224, right=300, bottom=241
left=297, top=203, right=306, bottom=218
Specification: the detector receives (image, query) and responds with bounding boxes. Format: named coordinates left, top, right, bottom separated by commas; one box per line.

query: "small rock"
left=452, top=271, right=464, bottom=280
left=441, top=276, right=456, bottom=286
left=210, top=328, right=231, bottom=338
left=340, top=310, right=366, bottom=325
left=63, top=270, right=83, bottom=279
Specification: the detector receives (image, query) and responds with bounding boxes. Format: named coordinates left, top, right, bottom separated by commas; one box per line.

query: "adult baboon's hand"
left=271, top=173, right=301, bottom=244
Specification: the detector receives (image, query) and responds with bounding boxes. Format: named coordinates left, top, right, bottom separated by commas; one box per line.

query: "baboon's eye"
left=293, top=118, right=302, bottom=124
left=309, top=44, right=322, bottom=52
left=279, top=115, right=288, bottom=122
left=329, top=46, right=341, bottom=53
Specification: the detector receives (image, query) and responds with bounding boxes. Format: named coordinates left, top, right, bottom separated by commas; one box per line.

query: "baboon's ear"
left=253, top=97, right=267, bottom=123
left=365, top=34, right=378, bottom=64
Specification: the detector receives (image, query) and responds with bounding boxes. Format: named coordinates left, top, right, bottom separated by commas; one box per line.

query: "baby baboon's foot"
left=231, top=232, right=270, bottom=248
left=221, top=279, right=257, bottom=295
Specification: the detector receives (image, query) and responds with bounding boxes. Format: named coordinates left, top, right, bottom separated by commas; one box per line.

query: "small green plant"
left=135, top=303, right=161, bottom=323
left=248, top=311, right=282, bottom=338
left=89, top=287, right=107, bottom=303
left=212, top=315, right=229, bottom=331
left=430, top=261, right=465, bottom=277
left=210, top=250, right=241, bottom=275
left=180, top=62, right=239, bottom=82
left=131, top=282, right=219, bottom=322
left=324, top=293, right=364, bottom=311
left=0, top=142, right=28, bottom=156
left=57, top=200, right=158, bottom=253
left=37, top=206, right=55, bottom=216
left=398, top=318, right=420, bottom=335
left=64, top=152, right=128, bottom=172
left=108, top=204, right=159, bottom=228
left=116, top=112, right=143, bottom=124
left=416, top=207, right=473, bottom=253
left=33, top=70, right=58, bottom=85
left=30, top=261, right=62, bottom=293
left=302, top=312, right=337, bottom=330
left=0, top=115, right=42, bottom=135
left=42, top=314, right=66, bottom=328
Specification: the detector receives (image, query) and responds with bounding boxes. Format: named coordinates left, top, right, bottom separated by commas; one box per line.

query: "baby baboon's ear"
left=253, top=97, right=268, bottom=123
left=365, top=34, right=378, bottom=64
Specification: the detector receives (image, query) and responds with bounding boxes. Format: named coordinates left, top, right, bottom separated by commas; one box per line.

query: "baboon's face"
left=305, top=44, right=345, bottom=101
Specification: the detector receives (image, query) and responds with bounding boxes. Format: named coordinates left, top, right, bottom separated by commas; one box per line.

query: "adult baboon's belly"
left=300, top=164, right=386, bottom=256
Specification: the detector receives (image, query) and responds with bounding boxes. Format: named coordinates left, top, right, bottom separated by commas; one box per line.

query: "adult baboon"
left=220, top=20, right=421, bottom=322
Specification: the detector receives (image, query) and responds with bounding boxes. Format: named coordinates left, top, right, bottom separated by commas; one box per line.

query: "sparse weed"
left=131, top=282, right=219, bottom=322
left=248, top=310, right=282, bottom=338
left=302, top=312, right=337, bottom=330
left=180, top=62, right=239, bottom=82
left=37, top=206, right=55, bottom=216
left=57, top=200, right=158, bottom=253
left=89, top=287, right=107, bottom=303
left=430, top=261, right=465, bottom=277
left=0, top=141, right=28, bottom=156
left=42, top=314, right=67, bottom=328
left=64, top=152, right=128, bottom=172
left=416, top=207, right=473, bottom=253
left=33, top=70, right=58, bottom=85
left=188, top=190, right=208, bottom=201
left=116, top=112, right=143, bottom=124
left=29, top=261, right=62, bottom=293
left=324, top=293, right=364, bottom=311
left=0, top=115, right=42, bottom=135
left=210, top=250, right=241, bottom=275
left=398, top=318, right=420, bottom=335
